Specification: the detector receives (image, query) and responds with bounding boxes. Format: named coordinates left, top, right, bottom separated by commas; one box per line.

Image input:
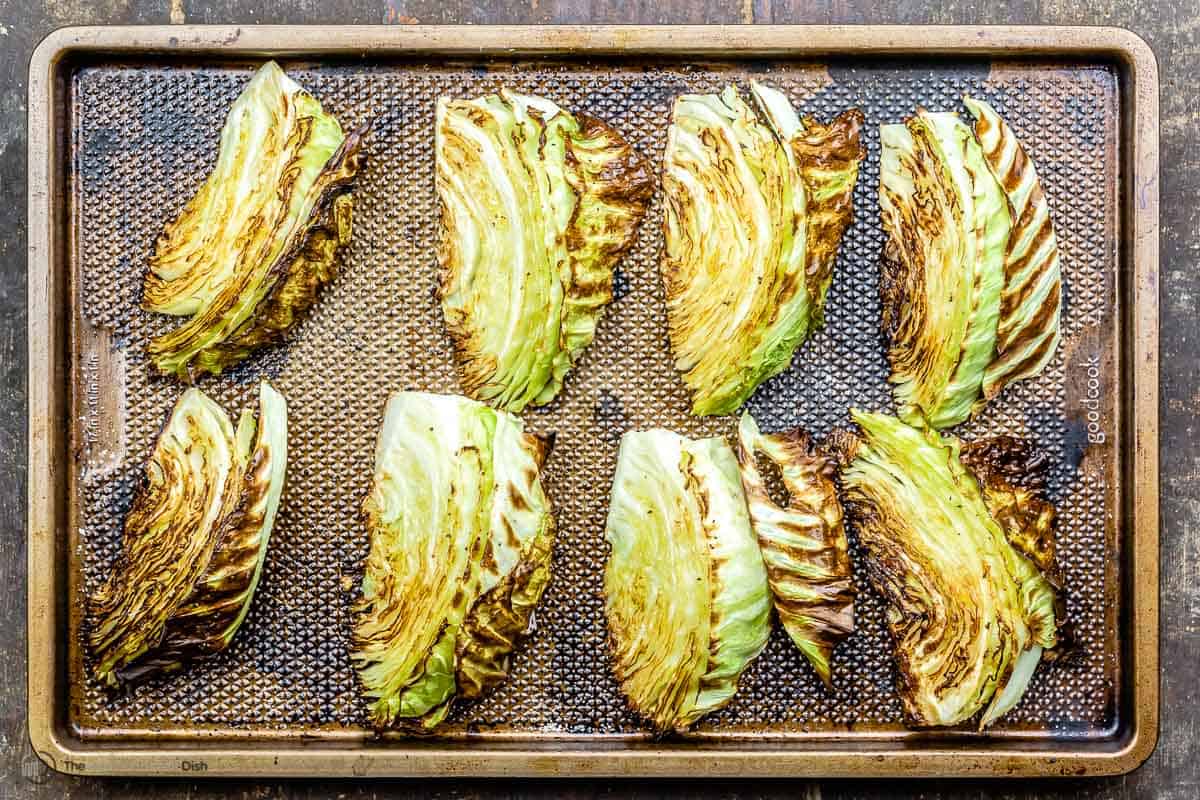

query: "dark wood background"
left=2, top=1, right=1194, bottom=797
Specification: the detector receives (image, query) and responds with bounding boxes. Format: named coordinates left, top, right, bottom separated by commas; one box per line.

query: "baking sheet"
left=27, top=25, right=1159, bottom=778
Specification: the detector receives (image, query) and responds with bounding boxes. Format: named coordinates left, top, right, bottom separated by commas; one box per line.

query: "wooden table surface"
left=2, top=1, right=1194, bottom=798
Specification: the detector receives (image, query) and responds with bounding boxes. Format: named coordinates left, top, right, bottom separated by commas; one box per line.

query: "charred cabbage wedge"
left=436, top=90, right=653, bottom=412
left=735, top=414, right=854, bottom=686
left=351, top=392, right=555, bottom=730
left=662, top=83, right=864, bottom=416
left=964, top=96, right=1064, bottom=403
left=89, top=382, right=287, bottom=686
left=878, top=109, right=1009, bottom=429
left=833, top=410, right=1064, bottom=728
left=604, top=429, right=770, bottom=731
left=144, top=61, right=365, bottom=380
left=878, top=100, right=1061, bottom=429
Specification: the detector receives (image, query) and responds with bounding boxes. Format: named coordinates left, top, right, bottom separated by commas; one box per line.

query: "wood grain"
left=2, top=0, right=1194, bottom=797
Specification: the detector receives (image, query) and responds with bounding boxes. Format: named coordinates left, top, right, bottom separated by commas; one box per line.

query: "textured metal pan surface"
left=68, top=56, right=1120, bottom=739
left=27, top=25, right=1159, bottom=778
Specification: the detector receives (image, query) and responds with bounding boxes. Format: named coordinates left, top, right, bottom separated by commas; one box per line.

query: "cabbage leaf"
left=436, top=90, right=652, bottom=412
left=735, top=413, right=854, bottom=686
left=604, top=428, right=770, bottom=731
left=963, top=96, right=1064, bottom=404
left=351, top=391, right=555, bottom=729
left=880, top=98, right=1062, bottom=427
left=835, top=410, right=1062, bottom=728
left=89, top=382, right=288, bottom=686
left=662, top=83, right=863, bottom=416
left=878, top=109, right=1010, bottom=429
left=144, top=61, right=365, bottom=380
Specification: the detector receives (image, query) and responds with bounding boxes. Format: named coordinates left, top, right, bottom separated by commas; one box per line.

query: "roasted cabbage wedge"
left=833, top=410, right=1063, bottom=729
left=144, top=60, right=365, bottom=380
left=351, top=392, right=555, bottom=730
left=964, top=96, right=1064, bottom=404
left=89, top=382, right=288, bottom=686
left=436, top=90, right=653, bottom=412
left=662, top=83, right=864, bottom=416
left=879, top=109, right=1009, bottom=429
left=735, top=413, right=854, bottom=686
left=879, top=100, right=1062, bottom=429
left=604, top=429, right=770, bottom=732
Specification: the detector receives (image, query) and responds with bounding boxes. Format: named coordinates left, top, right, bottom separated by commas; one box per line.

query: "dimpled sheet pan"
left=27, top=26, right=1159, bottom=778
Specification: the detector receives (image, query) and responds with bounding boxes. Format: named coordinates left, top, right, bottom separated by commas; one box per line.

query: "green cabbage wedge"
left=604, top=429, right=770, bottom=731
left=662, top=83, right=864, bottom=416
left=435, top=90, right=653, bottom=413
left=351, top=392, right=555, bottom=730
left=963, top=96, right=1064, bottom=405
left=835, top=410, right=1063, bottom=728
left=89, top=382, right=288, bottom=686
left=144, top=60, right=365, bottom=380
left=880, top=99, right=1063, bottom=428
left=735, top=413, right=854, bottom=686
left=879, top=109, right=1011, bottom=430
